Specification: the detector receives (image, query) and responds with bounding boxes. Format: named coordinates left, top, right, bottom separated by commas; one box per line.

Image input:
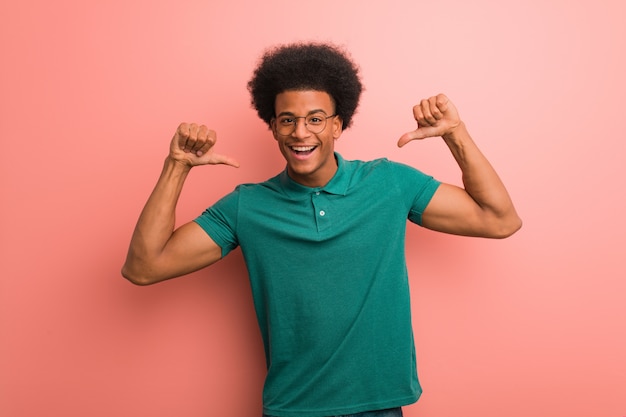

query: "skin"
left=401, top=94, right=522, bottom=238
left=271, top=90, right=343, bottom=188
left=122, top=91, right=521, bottom=285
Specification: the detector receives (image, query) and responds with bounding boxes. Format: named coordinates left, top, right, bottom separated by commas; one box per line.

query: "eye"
left=307, top=114, right=325, bottom=125
left=278, top=117, right=294, bottom=125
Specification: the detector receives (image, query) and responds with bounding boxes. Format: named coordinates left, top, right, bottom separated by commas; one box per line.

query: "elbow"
left=492, top=215, right=523, bottom=239
left=121, top=263, right=157, bottom=286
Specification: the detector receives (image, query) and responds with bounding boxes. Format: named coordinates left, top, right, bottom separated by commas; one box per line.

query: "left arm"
left=398, top=94, right=522, bottom=238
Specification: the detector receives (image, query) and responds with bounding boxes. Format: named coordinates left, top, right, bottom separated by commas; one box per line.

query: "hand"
left=397, top=94, right=462, bottom=147
left=169, top=123, right=239, bottom=168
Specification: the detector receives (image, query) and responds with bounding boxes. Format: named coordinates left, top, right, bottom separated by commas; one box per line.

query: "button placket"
left=311, top=191, right=330, bottom=232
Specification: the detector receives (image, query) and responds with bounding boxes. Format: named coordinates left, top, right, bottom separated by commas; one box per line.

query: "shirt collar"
left=279, top=152, right=350, bottom=197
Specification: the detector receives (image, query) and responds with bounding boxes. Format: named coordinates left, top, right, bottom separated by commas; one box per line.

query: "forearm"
left=443, top=123, right=522, bottom=234
left=122, top=157, right=191, bottom=281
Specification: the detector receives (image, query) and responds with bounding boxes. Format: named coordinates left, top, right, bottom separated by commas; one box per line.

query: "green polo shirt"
left=195, top=153, right=440, bottom=417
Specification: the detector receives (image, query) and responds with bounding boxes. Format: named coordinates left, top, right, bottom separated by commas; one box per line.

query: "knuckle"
left=198, top=124, right=209, bottom=135
left=177, top=122, right=189, bottom=136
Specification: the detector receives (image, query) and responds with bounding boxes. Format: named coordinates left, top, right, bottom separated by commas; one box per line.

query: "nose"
left=291, top=118, right=311, bottom=138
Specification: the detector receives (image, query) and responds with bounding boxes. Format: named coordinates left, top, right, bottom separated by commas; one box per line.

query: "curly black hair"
left=247, top=42, right=363, bottom=131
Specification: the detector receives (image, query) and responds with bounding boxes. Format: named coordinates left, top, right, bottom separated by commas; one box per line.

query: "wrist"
left=165, top=155, right=193, bottom=170
left=163, top=156, right=193, bottom=180
left=442, top=121, right=468, bottom=144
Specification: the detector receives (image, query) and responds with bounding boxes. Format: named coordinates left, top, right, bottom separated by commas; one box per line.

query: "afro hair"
left=247, top=42, right=363, bottom=131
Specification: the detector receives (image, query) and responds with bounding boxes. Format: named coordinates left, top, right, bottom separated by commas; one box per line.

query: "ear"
left=332, top=116, right=343, bottom=139
left=270, top=119, right=279, bottom=141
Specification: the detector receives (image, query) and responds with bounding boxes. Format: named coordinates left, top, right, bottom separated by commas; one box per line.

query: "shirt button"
left=319, top=210, right=326, bottom=216
left=315, top=192, right=320, bottom=195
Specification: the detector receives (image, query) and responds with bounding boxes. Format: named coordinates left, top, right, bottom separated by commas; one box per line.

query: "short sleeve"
left=388, top=161, right=440, bottom=225
left=193, top=188, right=240, bottom=257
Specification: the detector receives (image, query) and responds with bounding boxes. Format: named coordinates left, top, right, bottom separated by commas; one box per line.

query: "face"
left=272, top=90, right=343, bottom=188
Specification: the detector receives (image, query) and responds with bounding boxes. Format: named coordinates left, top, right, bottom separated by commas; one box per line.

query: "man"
left=122, top=42, right=521, bottom=417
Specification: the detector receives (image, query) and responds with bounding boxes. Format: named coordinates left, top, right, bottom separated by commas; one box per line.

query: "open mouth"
left=290, top=145, right=317, bottom=156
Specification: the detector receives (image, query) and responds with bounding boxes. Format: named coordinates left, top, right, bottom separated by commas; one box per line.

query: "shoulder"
left=216, top=174, right=290, bottom=209
left=234, top=173, right=283, bottom=196
left=343, top=156, right=431, bottom=183
left=341, top=156, right=391, bottom=178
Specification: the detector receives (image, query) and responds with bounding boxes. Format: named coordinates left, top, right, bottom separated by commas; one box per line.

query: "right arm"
left=121, top=123, right=239, bottom=285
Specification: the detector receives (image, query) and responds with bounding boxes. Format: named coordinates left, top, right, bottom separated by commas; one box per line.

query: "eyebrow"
left=276, top=109, right=329, bottom=117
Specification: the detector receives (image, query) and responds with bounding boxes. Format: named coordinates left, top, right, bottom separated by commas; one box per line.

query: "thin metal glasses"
left=273, top=112, right=337, bottom=135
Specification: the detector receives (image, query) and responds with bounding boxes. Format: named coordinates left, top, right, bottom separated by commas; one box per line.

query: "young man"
left=122, top=43, right=521, bottom=417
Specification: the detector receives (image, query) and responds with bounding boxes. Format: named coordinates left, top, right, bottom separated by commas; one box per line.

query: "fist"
left=170, top=123, right=239, bottom=168
left=397, top=94, right=462, bottom=147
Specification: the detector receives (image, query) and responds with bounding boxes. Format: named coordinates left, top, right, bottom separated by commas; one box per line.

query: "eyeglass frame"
left=272, top=111, right=338, bottom=136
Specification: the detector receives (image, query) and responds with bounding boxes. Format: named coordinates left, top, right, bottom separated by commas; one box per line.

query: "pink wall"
left=1, top=1, right=624, bottom=416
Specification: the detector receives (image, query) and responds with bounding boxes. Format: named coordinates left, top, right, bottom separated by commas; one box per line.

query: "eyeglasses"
left=273, top=112, right=337, bottom=136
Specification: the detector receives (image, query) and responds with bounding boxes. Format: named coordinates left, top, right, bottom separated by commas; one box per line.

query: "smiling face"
left=272, top=90, right=343, bottom=188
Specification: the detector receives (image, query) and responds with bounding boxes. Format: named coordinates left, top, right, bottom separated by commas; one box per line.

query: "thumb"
left=200, top=151, right=240, bottom=168
left=213, top=153, right=240, bottom=168
left=397, top=127, right=438, bottom=147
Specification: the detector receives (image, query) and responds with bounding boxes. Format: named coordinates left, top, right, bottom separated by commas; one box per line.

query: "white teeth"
left=291, top=146, right=315, bottom=152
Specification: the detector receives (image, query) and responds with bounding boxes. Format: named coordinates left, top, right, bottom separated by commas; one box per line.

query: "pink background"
left=1, top=0, right=624, bottom=416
